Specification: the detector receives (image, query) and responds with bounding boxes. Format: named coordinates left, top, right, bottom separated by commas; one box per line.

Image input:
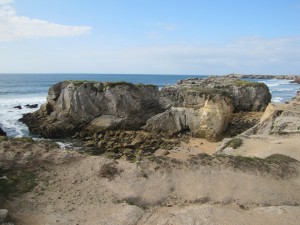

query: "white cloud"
left=0, top=0, right=13, bottom=5
left=0, top=1, right=91, bottom=41
left=85, top=36, right=300, bottom=74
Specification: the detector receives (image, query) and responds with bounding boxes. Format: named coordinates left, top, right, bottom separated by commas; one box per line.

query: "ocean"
left=0, top=74, right=299, bottom=137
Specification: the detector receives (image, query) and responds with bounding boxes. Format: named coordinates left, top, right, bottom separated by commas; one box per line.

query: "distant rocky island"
left=223, top=73, right=300, bottom=81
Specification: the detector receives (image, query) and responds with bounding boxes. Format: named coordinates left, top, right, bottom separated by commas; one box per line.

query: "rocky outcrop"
left=20, top=81, right=162, bottom=138
left=0, top=127, right=6, bottom=136
left=291, top=77, right=300, bottom=84
left=20, top=78, right=271, bottom=142
left=24, top=104, right=38, bottom=109
left=223, top=74, right=300, bottom=80
left=145, top=77, right=270, bottom=141
left=76, top=130, right=185, bottom=160
left=173, top=77, right=271, bottom=112
left=144, top=88, right=233, bottom=141
left=243, top=91, right=300, bottom=136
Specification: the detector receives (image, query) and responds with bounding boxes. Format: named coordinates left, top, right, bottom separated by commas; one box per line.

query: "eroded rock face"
left=144, top=88, right=234, bottom=141
left=171, top=77, right=271, bottom=112
left=145, top=77, right=270, bottom=141
left=21, top=78, right=271, bottom=142
left=243, top=91, right=300, bottom=136
left=21, top=81, right=162, bottom=138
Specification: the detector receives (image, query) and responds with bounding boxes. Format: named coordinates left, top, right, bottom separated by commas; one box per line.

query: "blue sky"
left=0, top=0, right=300, bottom=74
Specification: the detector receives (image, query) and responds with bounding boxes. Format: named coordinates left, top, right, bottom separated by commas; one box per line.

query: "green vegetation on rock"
left=233, top=79, right=265, bottom=87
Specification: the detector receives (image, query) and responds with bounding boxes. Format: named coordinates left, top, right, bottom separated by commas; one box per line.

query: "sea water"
left=0, top=74, right=299, bottom=137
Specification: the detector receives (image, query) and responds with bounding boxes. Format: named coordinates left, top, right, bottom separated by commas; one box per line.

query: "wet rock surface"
left=75, top=130, right=188, bottom=161
left=0, top=128, right=6, bottom=137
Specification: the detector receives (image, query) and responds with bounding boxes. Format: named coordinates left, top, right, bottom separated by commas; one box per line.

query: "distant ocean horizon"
left=0, top=73, right=299, bottom=137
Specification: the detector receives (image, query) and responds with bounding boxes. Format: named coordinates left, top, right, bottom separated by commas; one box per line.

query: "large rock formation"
left=21, top=81, right=162, bottom=138
left=144, top=88, right=233, bottom=141
left=243, top=91, right=300, bottom=136
left=144, top=77, right=270, bottom=141
left=21, top=78, right=271, bottom=142
left=173, top=77, right=271, bottom=112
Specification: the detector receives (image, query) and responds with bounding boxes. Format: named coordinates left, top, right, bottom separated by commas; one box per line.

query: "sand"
left=1, top=138, right=299, bottom=225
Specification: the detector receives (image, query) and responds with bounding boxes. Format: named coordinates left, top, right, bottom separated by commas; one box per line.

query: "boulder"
left=144, top=87, right=234, bottom=141
left=291, top=77, right=300, bottom=84
left=0, top=127, right=6, bottom=136
left=20, top=81, right=162, bottom=138
left=25, top=104, right=38, bottom=108
left=0, top=209, right=8, bottom=223
left=13, top=105, right=22, bottom=110
left=243, top=91, right=300, bottom=136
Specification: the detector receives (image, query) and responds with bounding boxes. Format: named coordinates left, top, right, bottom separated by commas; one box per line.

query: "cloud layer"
left=86, top=36, right=300, bottom=74
left=0, top=1, right=91, bottom=41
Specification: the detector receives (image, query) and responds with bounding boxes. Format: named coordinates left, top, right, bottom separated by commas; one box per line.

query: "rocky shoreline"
left=223, top=73, right=300, bottom=80
left=19, top=77, right=270, bottom=159
left=1, top=77, right=300, bottom=225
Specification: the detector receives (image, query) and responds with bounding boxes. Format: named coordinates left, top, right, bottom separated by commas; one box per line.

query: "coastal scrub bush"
left=0, top=170, right=36, bottom=197
left=98, top=163, right=123, bottom=180
left=222, top=138, right=243, bottom=150
left=15, top=137, right=34, bottom=143
left=233, top=79, right=265, bottom=87
left=0, top=136, right=8, bottom=142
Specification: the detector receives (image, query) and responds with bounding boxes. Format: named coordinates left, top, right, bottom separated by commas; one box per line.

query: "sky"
left=0, top=0, right=300, bottom=75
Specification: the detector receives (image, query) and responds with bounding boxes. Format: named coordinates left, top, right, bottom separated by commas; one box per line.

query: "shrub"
left=222, top=138, right=243, bottom=150
left=98, top=163, right=123, bottom=180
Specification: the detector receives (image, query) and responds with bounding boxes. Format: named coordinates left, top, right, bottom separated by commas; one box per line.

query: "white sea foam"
left=0, top=95, right=46, bottom=137
left=271, top=96, right=284, bottom=103
left=277, top=88, right=295, bottom=92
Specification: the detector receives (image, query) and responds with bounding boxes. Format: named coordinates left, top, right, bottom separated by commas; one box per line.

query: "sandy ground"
left=2, top=143, right=300, bottom=225
left=159, top=138, right=221, bottom=160
left=223, top=134, right=300, bottom=161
